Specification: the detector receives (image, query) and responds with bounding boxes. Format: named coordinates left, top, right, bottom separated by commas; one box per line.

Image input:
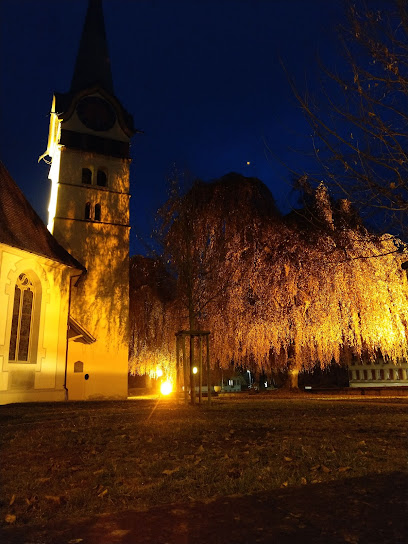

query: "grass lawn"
left=1, top=393, right=407, bottom=537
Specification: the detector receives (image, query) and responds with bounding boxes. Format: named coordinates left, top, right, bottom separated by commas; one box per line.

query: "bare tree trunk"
left=281, top=359, right=300, bottom=390
left=288, top=368, right=299, bottom=390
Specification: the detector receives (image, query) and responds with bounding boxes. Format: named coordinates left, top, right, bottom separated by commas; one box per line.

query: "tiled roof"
left=0, top=161, right=85, bottom=271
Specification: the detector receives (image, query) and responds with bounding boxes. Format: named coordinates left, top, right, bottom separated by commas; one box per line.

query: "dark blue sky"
left=1, top=0, right=345, bottom=255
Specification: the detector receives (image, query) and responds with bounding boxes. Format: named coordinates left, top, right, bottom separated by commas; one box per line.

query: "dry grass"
left=1, top=393, right=407, bottom=529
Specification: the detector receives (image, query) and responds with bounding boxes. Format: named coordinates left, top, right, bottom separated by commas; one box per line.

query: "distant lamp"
left=156, top=368, right=163, bottom=378
left=246, top=161, right=251, bottom=166
left=160, top=381, right=172, bottom=395
left=192, top=367, right=198, bottom=375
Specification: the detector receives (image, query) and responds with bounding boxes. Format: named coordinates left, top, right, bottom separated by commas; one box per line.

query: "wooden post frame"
left=199, top=335, right=203, bottom=404
left=176, top=335, right=180, bottom=394
left=206, top=333, right=211, bottom=406
left=175, top=330, right=211, bottom=405
left=181, top=333, right=188, bottom=403
left=190, top=335, right=195, bottom=405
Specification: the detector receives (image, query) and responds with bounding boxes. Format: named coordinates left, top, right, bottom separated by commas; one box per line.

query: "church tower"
left=45, top=0, right=135, bottom=399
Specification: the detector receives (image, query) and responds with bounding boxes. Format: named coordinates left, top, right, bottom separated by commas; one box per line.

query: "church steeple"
left=70, top=0, right=114, bottom=94
left=44, top=0, right=133, bottom=401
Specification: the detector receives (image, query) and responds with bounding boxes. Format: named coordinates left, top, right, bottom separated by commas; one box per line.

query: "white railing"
left=348, top=361, right=408, bottom=387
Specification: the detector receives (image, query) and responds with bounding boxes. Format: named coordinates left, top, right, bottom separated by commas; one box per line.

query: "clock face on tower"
left=76, top=96, right=116, bottom=131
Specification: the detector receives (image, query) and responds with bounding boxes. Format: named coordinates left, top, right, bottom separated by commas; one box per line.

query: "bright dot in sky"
left=160, top=381, right=172, bottom=395
left=246, top=161, right=251, bottom=165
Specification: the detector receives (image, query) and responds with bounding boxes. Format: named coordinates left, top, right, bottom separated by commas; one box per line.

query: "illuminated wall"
left=46, top=93, right=131, bottom=401
left=0, top=244, right=74, bottom=404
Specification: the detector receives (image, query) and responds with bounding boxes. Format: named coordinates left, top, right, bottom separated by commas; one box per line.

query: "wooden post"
left=199, top=335, right=203, bottom=404
left=190, top=334, right=195, bottom=405
left=206, top=334, right=211, bottom=405
left=176, top=335, right=180, bottom=396
left=182, top=334, right=188, bottom=403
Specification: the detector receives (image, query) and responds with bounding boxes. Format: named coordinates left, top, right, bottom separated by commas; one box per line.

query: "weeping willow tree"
left=129, top=255, right=180, bottom=379
left=129, top=173, right=408, bottom=387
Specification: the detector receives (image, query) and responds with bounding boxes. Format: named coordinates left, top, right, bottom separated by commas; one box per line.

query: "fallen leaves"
left=162, top=467, right=180, bottom=476
left=227, top=468, right=241, bottom=479
left=44, top=495, right=63, bottom=505
left=310, top=463, right=352, bottom=474
left=1, top=397, right=405, bottom=537
left=95, top=485, right=108, bottom=498
left=36, top=477, right=51, bottom=483
left=25, top=496, right=38, bottom=507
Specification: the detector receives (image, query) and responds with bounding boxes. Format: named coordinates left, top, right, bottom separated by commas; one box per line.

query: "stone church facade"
left=0, top=0, right=133, bottom=403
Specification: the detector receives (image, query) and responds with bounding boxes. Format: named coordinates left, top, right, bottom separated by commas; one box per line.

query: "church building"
left=0, top=0, right=134, bottom=403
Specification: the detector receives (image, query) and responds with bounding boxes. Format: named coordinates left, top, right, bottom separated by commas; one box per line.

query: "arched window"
left=94, top=203, right=101, bottom=221
left=85, top=202, right=91, bottom=220
left=82, top=168, right=92, bottom=184
left=9, top=273, right=36, bottom=363
left=97, top=170, right=107, bottom=187
left=74, top=361, right=84, bottom=373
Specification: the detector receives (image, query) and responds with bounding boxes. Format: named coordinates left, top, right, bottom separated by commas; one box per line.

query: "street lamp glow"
left=156, top=368, right=163, bottom=378
left=160, top=381, right=172, bottom=395
left=192, top=366, right=198, bottom=375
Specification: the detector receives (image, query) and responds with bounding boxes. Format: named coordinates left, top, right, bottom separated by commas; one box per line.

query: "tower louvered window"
left=82, top=168, right=92, bottom=184
left=97, top=170, right=107, bottom=187
left=94, top=203, right=101, bottom=221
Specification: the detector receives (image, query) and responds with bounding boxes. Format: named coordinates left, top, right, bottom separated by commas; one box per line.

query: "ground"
left=0, top=392, right=407, bottom=543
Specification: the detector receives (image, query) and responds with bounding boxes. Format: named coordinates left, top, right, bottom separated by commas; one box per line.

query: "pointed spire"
left=70, top=0, right=114, bottom=94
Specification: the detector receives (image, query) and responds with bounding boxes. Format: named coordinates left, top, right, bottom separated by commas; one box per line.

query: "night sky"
left=1, top=0, right=345, bottom=255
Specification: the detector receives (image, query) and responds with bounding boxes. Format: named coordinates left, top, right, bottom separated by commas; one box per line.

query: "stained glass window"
left=9, top=274, right=34, bottom=363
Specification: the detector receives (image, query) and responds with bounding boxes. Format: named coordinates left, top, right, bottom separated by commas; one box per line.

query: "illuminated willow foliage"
left=129, top=174, right=408, bottom=378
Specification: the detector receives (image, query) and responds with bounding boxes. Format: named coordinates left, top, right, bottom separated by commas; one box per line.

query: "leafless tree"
left=290, top=0, right=408, bottom=242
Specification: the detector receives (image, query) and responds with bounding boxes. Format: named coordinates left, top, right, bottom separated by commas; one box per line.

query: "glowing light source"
left=46, top=147, right=62, bottom=233
left=160, top=381, right=173, bottom=395
left=192, top=366, right=198, bottom=375
left=156, top=368, right=163, bottom=378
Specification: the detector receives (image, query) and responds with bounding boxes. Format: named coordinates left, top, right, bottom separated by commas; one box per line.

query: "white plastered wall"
left=0, top=244, right=73, bottom=404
